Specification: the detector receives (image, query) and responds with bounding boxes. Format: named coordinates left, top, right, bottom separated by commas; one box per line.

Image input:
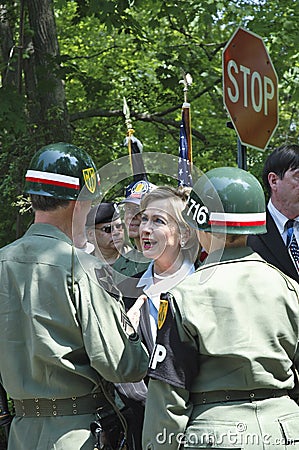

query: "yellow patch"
left=158, top=300, right=168, bottom=330
left=132, top=180, right=148, bottom=194
left=83, top=168, right=96, bottom=193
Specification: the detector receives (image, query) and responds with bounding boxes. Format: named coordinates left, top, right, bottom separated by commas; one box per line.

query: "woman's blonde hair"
left=140, top=185, right=199, bottom=263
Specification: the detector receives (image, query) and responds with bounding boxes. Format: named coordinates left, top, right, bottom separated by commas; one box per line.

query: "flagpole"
left=123, top=97, right=147, bottom=182
left=180, top=70, right=192, bottom=104
left=177, top=71, right=193, bottom=187
left=179, top=70, right=193, bottom=167
left=123, top=96, right=134, bottom=165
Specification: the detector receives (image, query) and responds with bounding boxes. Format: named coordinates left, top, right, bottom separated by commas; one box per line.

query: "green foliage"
left=0, top=0, right=298, bottom=247
left=0, top=88, right=26, bottom=134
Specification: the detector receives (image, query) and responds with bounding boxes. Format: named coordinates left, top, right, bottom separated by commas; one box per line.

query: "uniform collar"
left=25, top=223, right=73, bottom=245
left=203, top=246, right=255, bottom=266
left=136, top=261, right=154, bottom=290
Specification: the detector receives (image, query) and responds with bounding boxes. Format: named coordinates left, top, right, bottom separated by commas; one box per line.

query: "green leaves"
left=0, top=88, right=27, bottom=134
left=0, top=0, right=299, bottom=246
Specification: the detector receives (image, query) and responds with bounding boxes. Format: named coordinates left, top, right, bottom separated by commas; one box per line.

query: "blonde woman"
left=136, top=185, right=199, bottom=341
left=115, top=185, right=199, bottom=450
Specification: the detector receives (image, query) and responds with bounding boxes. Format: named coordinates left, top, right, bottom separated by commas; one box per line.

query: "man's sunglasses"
left=96, top=223, right=125, bottom=234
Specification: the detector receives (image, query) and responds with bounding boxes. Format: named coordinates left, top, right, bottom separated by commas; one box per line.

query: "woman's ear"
left=180, top=227, right=190, bottom=248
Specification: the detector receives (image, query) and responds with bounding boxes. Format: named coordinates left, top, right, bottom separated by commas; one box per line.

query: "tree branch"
left=70, top=108, right=208, bottom=143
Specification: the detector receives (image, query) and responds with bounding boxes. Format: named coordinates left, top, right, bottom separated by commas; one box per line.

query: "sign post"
left=223, top=27, right=279, bottom=168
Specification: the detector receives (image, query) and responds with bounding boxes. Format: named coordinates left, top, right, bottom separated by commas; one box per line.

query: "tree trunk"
left=0, top=5, right=18, bottom=87
left=26, top=0, right=72, bottom=143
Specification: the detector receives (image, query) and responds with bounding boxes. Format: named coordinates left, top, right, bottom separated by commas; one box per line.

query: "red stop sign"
left=223, top=27, right=279, bottom=151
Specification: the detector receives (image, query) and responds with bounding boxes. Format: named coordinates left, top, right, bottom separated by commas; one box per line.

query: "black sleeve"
left=148, top=292, right=199, bottom=389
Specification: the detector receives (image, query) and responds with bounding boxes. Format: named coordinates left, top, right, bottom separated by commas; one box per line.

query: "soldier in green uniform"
left=142, top=167, right=299, bottom=450
left=0, top=142, right=149, bottom=450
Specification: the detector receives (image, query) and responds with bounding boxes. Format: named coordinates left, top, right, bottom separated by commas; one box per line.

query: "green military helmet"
left=24, top=142, right=101, bottom=201
left=182, top=167, right=266, bottom=235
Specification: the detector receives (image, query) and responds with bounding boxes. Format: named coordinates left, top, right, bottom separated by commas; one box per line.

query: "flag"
left=178, top=102, right=193, bottom=187
left=124, top=130, right=148, bottom=182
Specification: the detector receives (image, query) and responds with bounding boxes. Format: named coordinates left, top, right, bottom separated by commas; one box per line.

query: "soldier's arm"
left=142, top=379, right=191, bottom=450
left=76, top=275, right=149, bottom=383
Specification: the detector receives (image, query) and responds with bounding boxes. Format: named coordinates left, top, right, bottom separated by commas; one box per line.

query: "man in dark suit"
left=248, top=144, right=299, bottom=283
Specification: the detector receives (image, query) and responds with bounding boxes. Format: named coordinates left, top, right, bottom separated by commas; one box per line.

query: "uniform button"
left=73, top=409, right=77, bottom=415
left=53, top=411, right=57, bottom=416
left=225, top=395, right=230, bottom=400
left=250, top=392, right=255, bottom=398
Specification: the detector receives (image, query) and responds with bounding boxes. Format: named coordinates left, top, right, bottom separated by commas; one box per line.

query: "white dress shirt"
left=267, top=199, right=299, bottom=244
left=137, top=259, right=195, bottom=341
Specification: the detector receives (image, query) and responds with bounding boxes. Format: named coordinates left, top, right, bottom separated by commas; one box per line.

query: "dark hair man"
left=248, top=144, right=299, bottom=283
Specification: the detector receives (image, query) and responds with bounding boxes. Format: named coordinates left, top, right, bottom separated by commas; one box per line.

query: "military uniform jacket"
left=0, top=224, right=148, bottom=450
left=142, top=247, right=299, bottom=450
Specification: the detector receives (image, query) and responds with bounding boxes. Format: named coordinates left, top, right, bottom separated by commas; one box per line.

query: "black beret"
left=86, top=202, right=120, bottom=227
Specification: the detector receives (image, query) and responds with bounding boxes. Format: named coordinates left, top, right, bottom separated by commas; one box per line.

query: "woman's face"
left=139, top=198, right=181, bottom=266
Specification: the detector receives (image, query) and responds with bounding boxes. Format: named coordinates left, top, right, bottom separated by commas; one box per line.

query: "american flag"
left=178, top=102, right=193, bottom=187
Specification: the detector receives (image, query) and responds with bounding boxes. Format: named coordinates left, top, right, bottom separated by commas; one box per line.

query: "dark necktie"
left=286, top=219, right=299, bottom=271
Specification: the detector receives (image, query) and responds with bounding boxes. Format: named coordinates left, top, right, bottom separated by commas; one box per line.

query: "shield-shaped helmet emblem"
left=83, top=168, right=96, bottom=193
